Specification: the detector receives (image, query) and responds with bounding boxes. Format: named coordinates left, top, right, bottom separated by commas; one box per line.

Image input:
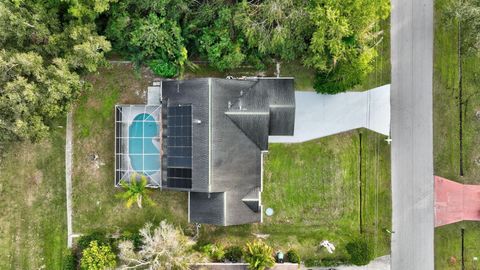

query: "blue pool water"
left=129, top=113, right=160, bottom=176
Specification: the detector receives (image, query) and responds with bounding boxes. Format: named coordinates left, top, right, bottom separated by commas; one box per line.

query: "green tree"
left=197, top=6, right=246, bottom=71
left=243, top=240, right=275, bottom=270
left=116, top=174, right=155, bottom=208
left=80, top=241, right=116, bottom=270
left=235, top=0, right=310, bottom=62
left=305, top=0, right=389, bottom=93
left=444, top=0, right=480, bottom=54
left=0, top=51, right=82, bottom=142
left=105, top=0, right=189, bottom=76
left=118, top=221, right=204, bottom=269
left=0, top=0, right=111, bottom=146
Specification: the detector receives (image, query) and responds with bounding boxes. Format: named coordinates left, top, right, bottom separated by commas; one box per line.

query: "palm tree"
left=116, top=174, right=155, bottom=208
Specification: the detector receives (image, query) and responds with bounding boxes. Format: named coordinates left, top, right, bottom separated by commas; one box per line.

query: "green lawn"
left=435, top=222, right=480, bottom=270
left=0, top=121, right=67, bottom=269
left=199, top=130, right=391, bottom=263
left=433, top=0, right=480, bottom=268
left=433, top=0, right=480, bottom=185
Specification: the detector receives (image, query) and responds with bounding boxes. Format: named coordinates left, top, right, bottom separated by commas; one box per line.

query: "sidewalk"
left=302, top=256, right=390, bottom=270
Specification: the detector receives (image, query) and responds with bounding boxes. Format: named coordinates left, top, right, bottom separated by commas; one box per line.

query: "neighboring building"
left=115, top=78, right=295, bottom=225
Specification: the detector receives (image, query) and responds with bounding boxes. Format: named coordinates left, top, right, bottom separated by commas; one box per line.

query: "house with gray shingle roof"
left=115, top=77, right=295, bottom=225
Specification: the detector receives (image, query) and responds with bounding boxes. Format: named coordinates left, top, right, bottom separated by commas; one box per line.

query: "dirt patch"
left=32, top=171, right=43, bottom=186
left=25, top=170, right=43, bottom=207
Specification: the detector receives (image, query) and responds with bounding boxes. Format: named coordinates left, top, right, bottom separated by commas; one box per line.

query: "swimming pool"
left=129, top=113, right=161, bottom=176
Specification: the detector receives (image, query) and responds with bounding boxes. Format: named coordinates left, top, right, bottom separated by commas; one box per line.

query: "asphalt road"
left=390, top=0, right=434, bottom=269
left=269, top=85, right=390, bottom=143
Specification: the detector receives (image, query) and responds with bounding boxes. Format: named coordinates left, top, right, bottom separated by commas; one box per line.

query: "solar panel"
left=166, top=104, right=192, bottom=188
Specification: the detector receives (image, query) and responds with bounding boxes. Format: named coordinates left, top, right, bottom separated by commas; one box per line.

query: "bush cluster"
left=199, top=243, right=226, bottom=262
left=225, top=246, right=243, bottom=262
left=62, top=249, right=76, bottom=270
left=286, top=249, right=300, bottom=263
left=345, top=238, right=374, bottom=266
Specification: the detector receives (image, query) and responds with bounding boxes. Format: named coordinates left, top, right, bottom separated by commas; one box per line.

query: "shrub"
left=148, top=59, right=178, bottom=77
left=286, top=249, right=300, bottom=263
left=80, top=240, right=116, bottom=270
left=62, top=249, right=76, bottom=270
left=243, top=240, right=275, bottom=270
left=117, top=221, right=201, bottom=269
left=199, top=243, right=225, bottom=262
left=345, top=238, right=374, bottom=266
left=77, top=232, right=109, bottom=251
left=225, top=246, right=243, bottom=262
left=193, top=239, right=211, bottom=251
left=121, top=230, right=143, bottom=249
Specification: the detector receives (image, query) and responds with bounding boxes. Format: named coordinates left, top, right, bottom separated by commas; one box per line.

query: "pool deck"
left=147, top=83, right=162, bottom=105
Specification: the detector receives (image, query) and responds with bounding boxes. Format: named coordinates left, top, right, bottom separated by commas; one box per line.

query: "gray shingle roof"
left=162, top=78, right=295, bottom=226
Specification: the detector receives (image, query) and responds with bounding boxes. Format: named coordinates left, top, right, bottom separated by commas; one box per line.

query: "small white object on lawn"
left=320, top=240, right=336, bottom=254
left=265, top=208, right=274, bottom=216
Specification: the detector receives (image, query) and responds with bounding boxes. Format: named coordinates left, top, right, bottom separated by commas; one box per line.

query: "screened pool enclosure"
left=115, top=105, right=162, bottom=187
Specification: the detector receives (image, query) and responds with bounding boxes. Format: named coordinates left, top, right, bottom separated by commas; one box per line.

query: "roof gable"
left=225, top=112, right=269, bottom=150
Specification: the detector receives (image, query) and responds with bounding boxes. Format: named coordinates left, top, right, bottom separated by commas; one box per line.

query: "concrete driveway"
left=269, top=85, right=390, bottom=143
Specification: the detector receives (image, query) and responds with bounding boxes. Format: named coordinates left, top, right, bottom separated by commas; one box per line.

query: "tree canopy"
left=305, top=0, right=390, bottom=93
left=0, top=0, right=111, bottom=146
left=196, top=5, right=246, bottom=71
left=105, top=0, right=189, bottom=77
left=235, top=0, right=311, bottom=62
left=443, top=0, right=480, bottom=55
left=0, top=0, right=391, bottom=148
left=103, top=0, right=389, bottom=91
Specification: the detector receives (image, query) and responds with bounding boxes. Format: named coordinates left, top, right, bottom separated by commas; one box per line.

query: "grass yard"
left=435, top=222, right=480, bottom=269
left=433, top=0, right=480, bottom=185
left=0, top=122, right=67, bottom=269
left=72, top=64, right=189, bottom=235
left=199, top=130, right=391, bottom=263
left=434, top=0, right=480, bottom=268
